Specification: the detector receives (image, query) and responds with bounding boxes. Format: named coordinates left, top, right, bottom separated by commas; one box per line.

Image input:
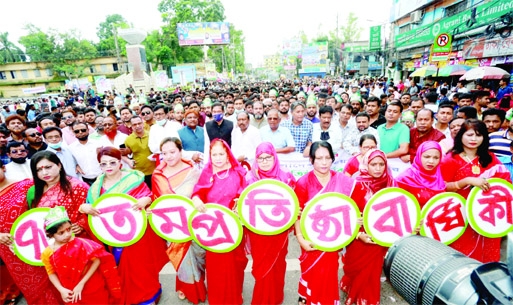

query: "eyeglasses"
left=141, top=111, right=151, bottom=116
left=73, top=129, right=88, bottom=134
left=257, top=156, right=274, bottom=163
left=263, top=104, right=272, bottom=108
left=267, top=117, right=279, bottom=121
left=100, top=160, right=119, bottom=168
left=103, top=123, right=114, bottom=127
left=10, top=149, right=27, bottom=154
left=63, top=115, right=74, bottom=120
left=27, top=132, right=42, bottom=137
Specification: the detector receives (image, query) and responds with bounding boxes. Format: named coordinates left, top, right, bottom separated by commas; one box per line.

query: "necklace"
left=461, top=152, right=480, bottom=175
left=215, top=168, right=230, bottom=180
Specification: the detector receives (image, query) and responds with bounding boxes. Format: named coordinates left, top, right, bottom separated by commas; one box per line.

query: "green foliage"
left=340, top=12, right=362, bottom=43
left=18, top=25, right=98, bottom=79
left=0, top=32, right=25, bottom=63
left=96, top=14, right=129, bottom=57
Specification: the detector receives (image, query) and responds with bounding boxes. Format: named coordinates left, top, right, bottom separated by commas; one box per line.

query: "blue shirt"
left=489, top=130, right=512, bottom=157
left=178, top=126, right=205, bottom=153
left=280, top=119, right=313, bottom=153
left=497, top=86, right=513, bottom=101
left=498, top=156, right=513, bottom=182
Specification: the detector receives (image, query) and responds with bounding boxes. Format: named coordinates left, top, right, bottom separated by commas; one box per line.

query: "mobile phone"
left=119, top=144, right=126, bottom=149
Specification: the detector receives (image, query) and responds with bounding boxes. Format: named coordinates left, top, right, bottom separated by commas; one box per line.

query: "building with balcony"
left=390, top=0, right=513, bottom=81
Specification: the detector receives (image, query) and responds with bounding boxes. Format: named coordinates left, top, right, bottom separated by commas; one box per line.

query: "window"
left=46, top=68, right=53, bottom=77
left=89, top=66, right=96, bottom=73
left=112, top=63, right=119, bottom=72
left=0, top=71, right=6, bottom=80
left=21, top=70, right=28, bottom=78
left=10, top=71, right=16, bottom=79
left=34, top=69, right=41, bottom=77
left=101, top=64, right=108, bottom=73
left=399, top=24, right=412, bottom=34
left=445, top=0, right=468, bottom=17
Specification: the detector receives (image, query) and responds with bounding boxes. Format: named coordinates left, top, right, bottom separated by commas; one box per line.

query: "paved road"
left=16, top=235, right=509, bottom=305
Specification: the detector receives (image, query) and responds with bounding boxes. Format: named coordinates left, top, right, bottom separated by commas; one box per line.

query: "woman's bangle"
left=78, top=204, right=86, bottom=214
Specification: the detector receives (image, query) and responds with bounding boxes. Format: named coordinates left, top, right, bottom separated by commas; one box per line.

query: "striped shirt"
left=489, top=130, right=512, bottom=157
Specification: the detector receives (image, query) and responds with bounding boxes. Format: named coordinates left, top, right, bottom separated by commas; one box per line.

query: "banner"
left=12, top=178, right=513, bottom=265
left=463, top=36, right=513, bottom=60
left=369, top=26, right=382, bottom=51
left=177, top=22, right=230, bottom=46
left=282, top=38, right=302, bottom=56
left=170, top=66, right=196, bottom=85
left=93, top=75, right=111, bottom=93
left=301, top=42, right=328, bottom=71
left=22, top=85, right=46, bottom=95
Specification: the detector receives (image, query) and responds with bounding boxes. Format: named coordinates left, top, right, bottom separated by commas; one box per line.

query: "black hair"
left=45, top=220, right=72, bottom=238
left=482, top=108, right=506, bottom=124
left=212, top=102, right=224, bottom=111
left=309, top=141, right=335, bottom=165
left=355, top=112, right=370, bottom=120
left=457, top=106, right=478, bottom=119
left=438, top=102, right=454, bottom=111
left=42, top=126, right=62, bottom=138
left=7, top=141, right=25, bottom=151
left=416, top=108, right=435, bottom=119
left=153, top=104, right=168, bottom=114
left=386, top=101, right=403, bottom=113
left=30, top=151, right=72, bottom=207
left=451, top=119, right=492, bottom=168
left=319, top=106, right=334, bottom=116
left=359, top=134, right=377, bottom=146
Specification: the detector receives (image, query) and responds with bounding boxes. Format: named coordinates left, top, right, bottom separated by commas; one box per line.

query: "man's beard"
left=279, top=109, right=288, bottom=115
left=105, top=129, right=117, bottom=141
left=254, top=113, right=263, bottom=120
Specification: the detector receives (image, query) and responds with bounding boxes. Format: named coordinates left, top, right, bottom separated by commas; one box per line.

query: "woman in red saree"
left=28, top=151, right=92, bottom=240
left=82, top=147, right=168, bottom=304
left=341, top=149, right=395, bottom=305
left=41, top=207, right=121, bottom=305
left=343, top=134, right=378, bottom=177
left=0, top=164, right=62, bottom=305
left=294, top=141, right=355, bottom=305
left=191, top=139, right=248, bottom=305
left=441, top=119, right=511, bottom=263
left=151, top=137, right=205, bottom=304
left=396, top=141, right=446, bottom=207
left=246, top=142, right=296, bottom=305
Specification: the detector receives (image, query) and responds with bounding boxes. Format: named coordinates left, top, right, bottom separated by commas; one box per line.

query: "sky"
left=1, top=0, right=391, bottom=66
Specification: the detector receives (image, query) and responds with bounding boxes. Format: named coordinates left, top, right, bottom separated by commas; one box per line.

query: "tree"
left=340, top=12, right=362, bottom=43
left=0, top=32, right=25, bottom=63
left=96, top=14, right=130, bottom=57
left=18, top=24, right=57, bottom=62
left=208, top=24, right=245, bottom=74
left=157, top=0, right=227, bottom=70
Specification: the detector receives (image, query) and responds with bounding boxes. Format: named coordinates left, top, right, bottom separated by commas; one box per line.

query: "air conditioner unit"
left=410, top=10, right=423, bottom=23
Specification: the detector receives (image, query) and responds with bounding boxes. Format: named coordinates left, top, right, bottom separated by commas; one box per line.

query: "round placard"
left=300, top=192, right=360, bottom=252
left=188, top=204, right=243, bottom=253
left=88, top=193, right=147, bottom=247
left=11, top=207, right=51, bottom=266
left=466, top=178, right=513, bottom=238
left=363, top=187, right=420, bottom=247
left=148, top=194, right=195, bottom=242
left=237, top=179, right=299, bottom=235
left=420, top=192, right=467, bottom=245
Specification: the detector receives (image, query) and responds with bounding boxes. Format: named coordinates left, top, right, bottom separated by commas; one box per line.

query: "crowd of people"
left=0, top=75, right=512, bottom=305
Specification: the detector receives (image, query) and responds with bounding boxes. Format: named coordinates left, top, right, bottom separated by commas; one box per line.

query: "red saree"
left=0, top=179, right=62, bottom=305
left=41, top=237, right=121, bottom=305
left=152, top=160, right=206, bottom=304
left=295, top=170, right=355, bottom=305
left=88, top=170, right=169, bottom=304
left=441, top=153, right=511, bottom=262
left=36, top=177, right=93, bottom=240
left=192, top=143, right=248, bottom=305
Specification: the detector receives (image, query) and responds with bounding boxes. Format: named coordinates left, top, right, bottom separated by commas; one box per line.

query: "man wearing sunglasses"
left=23, top=127, right=47, bottom=158
left=140, top=105, right=155, bottom=131
left=69, top=121, right=102, bottom=185
left=5, top=141, right=32, bottom=182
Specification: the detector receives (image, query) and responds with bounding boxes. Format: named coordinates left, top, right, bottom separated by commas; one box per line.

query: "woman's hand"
left=192, top=196, right=207, bottom=213
left=296, top=234, right=315, bottom=251
left=467, top=177, right=490, bottom=191
left=357, top=232, right=376, bottom=245
left=72, top=282, right=85, bottom=303
left=0, top=233, right=12, bottom=246
left=356, top=217, right=363, bottom=226
left=133, top=197, right=151, bottom=211
left=79, top=204, right=100, bottom=216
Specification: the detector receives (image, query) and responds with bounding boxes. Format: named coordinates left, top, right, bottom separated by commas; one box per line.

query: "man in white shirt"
left=5, top=141, right=32, bottom=182
left=312, top=106, right=343, bottom=150
left=231, top=112, right=262, bottom=163
left=148, top=104, right=181, bottom=154
left=98, top=116, right=131, bottom=168
left=68, top=121, right=102, bottom=185
left=343, top=112, right=380, bottom=155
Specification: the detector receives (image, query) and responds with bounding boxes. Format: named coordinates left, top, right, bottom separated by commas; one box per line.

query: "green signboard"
left=345, top=45, right=370, bottom=53
left=369, top=26, right=382, bottom=50
left=395, top=1, right=513, bottom=48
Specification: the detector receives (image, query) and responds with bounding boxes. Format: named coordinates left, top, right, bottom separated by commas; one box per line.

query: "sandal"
left=177, top=291, right=186, bottom=300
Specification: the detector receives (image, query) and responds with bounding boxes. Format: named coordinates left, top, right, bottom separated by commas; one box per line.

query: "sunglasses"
left=27, top=132, right=42, bottom=137
left=10, top=149, right=27, bottom=154
left=141, top=111, right=152, bottom=116
left=73, top=129, right=88, bottom=134
left=63, top=115, right=74, bottom=120
left=263, top=104, right=272, bottom=108
left=100, top=160, right=119, bottom=168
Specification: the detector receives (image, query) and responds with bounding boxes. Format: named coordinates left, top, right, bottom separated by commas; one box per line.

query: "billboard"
left=282, top=38, right=302, bottom=56
left=301, top=42, right=328, bottom=71
left=177, top=22, right=230, bottom=46
left=171, top=66, right=196, bottom=85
